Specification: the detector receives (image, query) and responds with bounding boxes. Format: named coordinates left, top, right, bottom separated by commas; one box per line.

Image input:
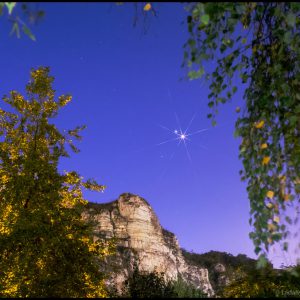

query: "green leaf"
left=289, top=115, right=298, bottom=126
left=188, top=68, right=204, bottom=80
left=249, top=232, right=256, bottom=240
left=284, top=31, right=292, bottom=44
left=291, top=2, right=300, bottom=11
left=226, top=38, right=233, bottom=48
left=192, top=6, right=200, bottom=19
left=196, top=67, right=204, bottom=77
left=10, top=22, right=20, bottom=38
left=188, top=38, right=196, bottom=47
left=285, top=216, right=292, bottom=224
left=208, top=92, right=214, bottom=99
left=0, top=3, right=4, bottom=15
left=5, top=2, right=16, bottom=15
left=271, top=233, right=282, bottom=242
left=188, top=70, right=197, bottom=80
left=256, top=255, right=268, bottom=269
left=254, top=246, right=261, bottom=255
left=200, top=14, right=210, bottom=25
left=22, top=24, right=36, bottom=41
left=235, top=4, right=246, bottom=14
left=234, top=129, right=240, bottom=138
left=286, top=13, right=296, bottom=27
left=220, top=44, right=226, bottom=53
left=197, top=2, right=204, bottom=12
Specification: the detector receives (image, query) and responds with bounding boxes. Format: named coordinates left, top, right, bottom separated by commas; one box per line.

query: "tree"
left=170, top=275, right=207, bottom=298
left=220, top=263, right=300, bottom=298
left=0, top=67, right=114, bottom=297
left=122, top=264, right=175, bottom=298
left=183, top=2, right=300, bottom=265
left=121, top=264, right=207, bottom=298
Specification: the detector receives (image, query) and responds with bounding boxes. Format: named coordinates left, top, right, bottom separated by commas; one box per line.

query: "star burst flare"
left=157, top=112, right=209, bottom=164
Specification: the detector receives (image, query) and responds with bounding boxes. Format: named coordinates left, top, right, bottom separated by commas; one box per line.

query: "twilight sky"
left=0, top=3, right=297, bottom=267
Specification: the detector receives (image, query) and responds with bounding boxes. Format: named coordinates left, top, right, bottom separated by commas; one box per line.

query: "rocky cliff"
left=83, top=193, right=214, bottom=296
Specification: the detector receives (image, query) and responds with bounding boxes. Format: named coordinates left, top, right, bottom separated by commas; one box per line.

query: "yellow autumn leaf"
left=1, top=174, right=9, bottom=184
left=294, top=177, right=300, bottom=184
left=267, top=237, right=273, bottom=244
left=80, top=236, right=90, bottom=244
left=144, top=3, right=151, bottom=11
left=36, top=258, right=45, bottom=269
left=284, top=194, right=289, bottom=201
left=279, top=175, right=286, bottom=182
left=268, top=223, right=276, bottom=231
left=266, top=190, right=274, bottom=199
left=266, top=202, right=273, bottom=209
left=262, top=156, right=270, bottom=165
left=260, top=143, right=268, bottom=149
left=235, top=106, right=241, bottom=113
left=273, top=215, right=280, bottom=223
left=255, top=120, right=264, bottom=129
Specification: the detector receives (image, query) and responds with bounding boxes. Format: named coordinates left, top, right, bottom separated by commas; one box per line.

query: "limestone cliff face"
left=84, top=193, right=214, bottom=296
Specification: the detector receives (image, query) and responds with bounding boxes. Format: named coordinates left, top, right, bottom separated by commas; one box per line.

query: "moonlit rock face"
left=83, top=193, right=214, bottom=296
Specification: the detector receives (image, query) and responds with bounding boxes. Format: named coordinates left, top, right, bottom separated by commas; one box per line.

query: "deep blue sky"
left=0, top=3, right=296, bottom=267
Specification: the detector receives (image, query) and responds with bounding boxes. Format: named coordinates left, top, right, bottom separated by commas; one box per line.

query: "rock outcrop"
left=213, top=263, right=230, bottom=288
left=83, top=193, right=214, bottom=296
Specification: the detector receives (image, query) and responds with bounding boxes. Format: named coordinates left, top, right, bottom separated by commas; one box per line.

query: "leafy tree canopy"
left=121, top=263, right=206, bottom=298
left=0, top=67, right=114, bottom=297
left=220, top=264, right=300, bottom=298
left=183, top=2, right=300, bottom=266
left=122, top=264, right=175, bottom=298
